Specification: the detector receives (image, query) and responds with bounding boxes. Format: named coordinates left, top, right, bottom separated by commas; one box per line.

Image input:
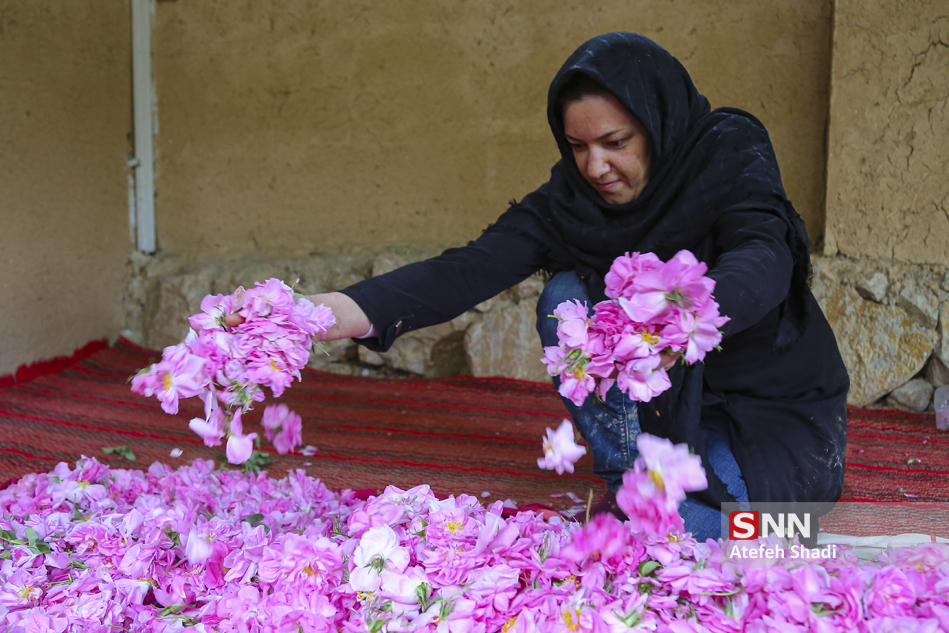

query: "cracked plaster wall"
left=153, top=0, right=832, bottom=257
left=0, top=1, right=132, bottom=376
left=824, top=1, right=949, bottom=263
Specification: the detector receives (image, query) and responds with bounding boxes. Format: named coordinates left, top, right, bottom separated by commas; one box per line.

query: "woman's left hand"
left=658, top=349, right=680, bottom=371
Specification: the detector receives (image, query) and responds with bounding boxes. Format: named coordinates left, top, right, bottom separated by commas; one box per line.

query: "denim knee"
left=536, top=271, right=591, bottom=346
left=535, top=271, right=640, bottom=489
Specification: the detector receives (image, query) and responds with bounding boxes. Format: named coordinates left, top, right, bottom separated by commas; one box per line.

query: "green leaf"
left=164, top=529, right=180, bottom=548
left=811, top=603, right=843, bottom=617
left=130, top=366, right=154, bottom=381
left=240, top=450, right=273, bottom=474
left=538, top=533, right=551, bottom=563
left=368, top=555, right=386, bottom=573
left=0, top=529, right=20, bottom=545
left=102, top=445, right=137, bottom=461
left=614, top=608, right=644, bottom=628
left=698, top=588, right=742, bottom=597
left=438, top=598, right=456, bottom=621
left=416, top=582, right=433, bottom=611
left=332, top=515, right=350, bottom=538
left=161, top=605, right=186, bottom=616
left=69, top=558, right=90, bottom=570
left=244, top=513, right=270, bottom=534
left=24, top=527, right=38, bottom=548
left=638, top=560, right=661, bottom=576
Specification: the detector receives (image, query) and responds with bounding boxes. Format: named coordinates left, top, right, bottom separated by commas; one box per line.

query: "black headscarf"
left=495, top=32, right=811, bottom=353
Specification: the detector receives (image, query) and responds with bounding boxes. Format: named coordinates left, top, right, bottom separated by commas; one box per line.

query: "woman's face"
left=563, top=94, right=652, bottom=204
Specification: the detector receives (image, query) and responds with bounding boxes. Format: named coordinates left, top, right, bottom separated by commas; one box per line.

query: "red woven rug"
left=823, top=403, right=949, bottom=537
left=2, top=340, right=948, bottom=522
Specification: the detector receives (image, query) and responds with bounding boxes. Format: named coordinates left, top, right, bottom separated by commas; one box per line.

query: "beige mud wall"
left=153, top=0, right=832, bottom=258
left=824, top=1, right=949, bottom=263
left=0, top=1, right=132, bottom=375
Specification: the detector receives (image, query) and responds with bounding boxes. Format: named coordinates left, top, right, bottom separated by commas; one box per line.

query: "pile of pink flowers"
left=543, top=250, right=730, bottom=406
left=131, top=278, right=334, bottom=464
left=3, top=436, right=949, bottom=632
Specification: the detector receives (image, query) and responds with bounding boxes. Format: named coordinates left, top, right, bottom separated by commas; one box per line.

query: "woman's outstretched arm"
left=223, top=290, right=371, bottom=340
left=338, top=227, right=548, bottom=352
left=224, top=227, right=547, bottom=347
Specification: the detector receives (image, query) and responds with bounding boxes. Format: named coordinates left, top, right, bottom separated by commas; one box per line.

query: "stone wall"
left=122, top=249, right=552, bottom=384
left=125, top=250, right=949, bottom=413
left=812, top=256, right=947, bottom=410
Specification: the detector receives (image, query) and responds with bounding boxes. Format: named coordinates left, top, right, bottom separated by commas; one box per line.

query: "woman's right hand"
left=223, top=291, right=372, bottom=342
left=602, top=349, right=681, bottom=380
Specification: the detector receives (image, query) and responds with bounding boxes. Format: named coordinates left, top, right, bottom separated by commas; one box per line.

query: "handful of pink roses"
left=543, top=250, right=729, bottom=406
left=131, top=278, right=334, bottom=463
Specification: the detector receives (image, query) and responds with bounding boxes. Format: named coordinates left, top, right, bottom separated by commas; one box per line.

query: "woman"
left=297, top=33, right=849, bottom=540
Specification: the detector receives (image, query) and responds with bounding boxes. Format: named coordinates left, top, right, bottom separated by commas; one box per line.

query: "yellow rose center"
left=648, top=469, right=665, bottom=492
left=554, top=574, right=580, bottom=588
left=562, top=608, right=581, bottom=631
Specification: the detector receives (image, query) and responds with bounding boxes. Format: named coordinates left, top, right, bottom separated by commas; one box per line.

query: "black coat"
left=340, top=212, right=849, bottom=507
left=340, top=32, right=849, bottom=507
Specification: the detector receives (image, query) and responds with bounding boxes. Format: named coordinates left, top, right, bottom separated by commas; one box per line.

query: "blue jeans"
left=536, top=271, right=749, bottom=540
